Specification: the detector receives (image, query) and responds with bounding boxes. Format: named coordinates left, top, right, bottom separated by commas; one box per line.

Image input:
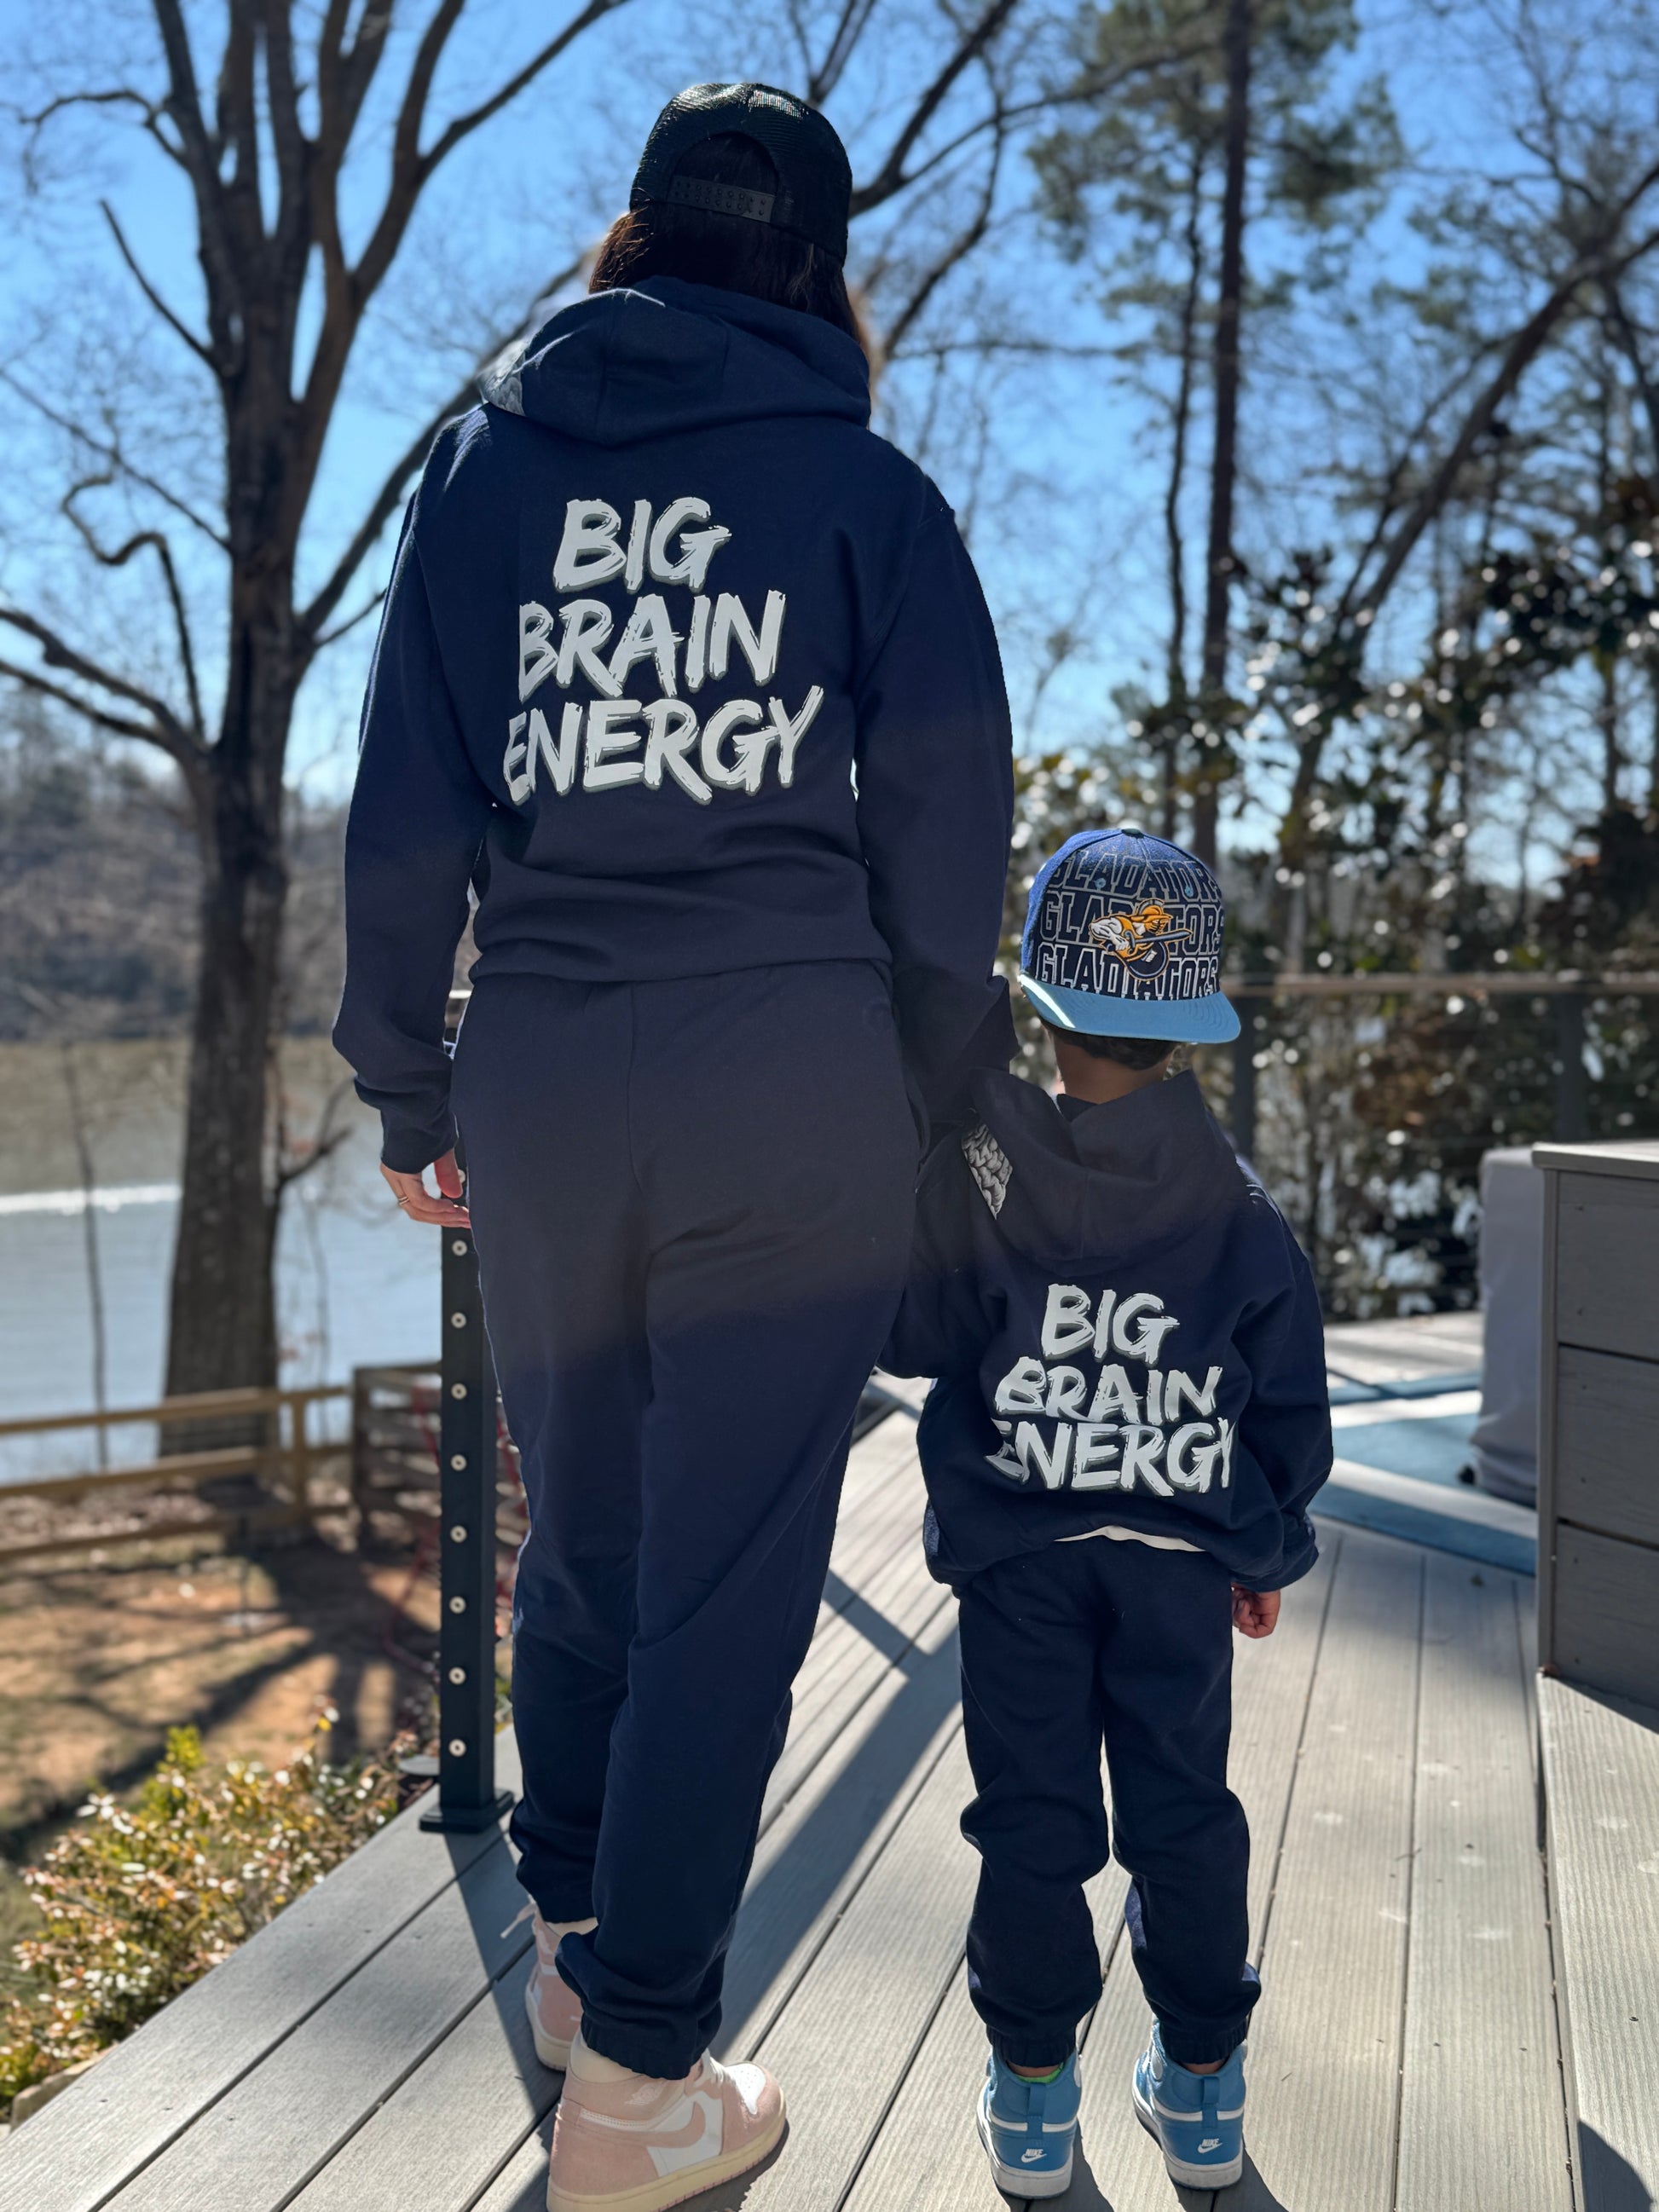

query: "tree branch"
left=1356, top=211, right=1659, bottom=621
left=882, top=118, right=1005, bottom=358
left=0, top=656, right=165, bottom=747
left=301, top=256, right=584, bottom=639
left=850, top=0, right=1020, bottom=218
left=0, top=607, right=204, bottom=772
left=100, top=199, right=215, bottom=366
left=0, top=369, right=229, bottom=550
left=61, top=477, right=208, bottom=742
left=419, top=0, right=634, bottom=177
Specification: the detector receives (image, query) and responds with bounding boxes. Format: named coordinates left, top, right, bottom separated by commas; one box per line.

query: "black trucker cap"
left=631, top=83, right=853, bottom=266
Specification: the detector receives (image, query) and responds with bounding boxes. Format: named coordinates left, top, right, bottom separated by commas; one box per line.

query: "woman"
left=335, top=82, right=1014, bottom=2212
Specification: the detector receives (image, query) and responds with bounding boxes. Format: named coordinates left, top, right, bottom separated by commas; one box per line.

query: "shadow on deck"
left=1, top=1318, right=1648, bottom=2212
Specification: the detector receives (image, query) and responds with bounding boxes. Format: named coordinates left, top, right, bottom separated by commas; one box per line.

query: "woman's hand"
left=1231, top=1585, right=1280, bottom=1639
left=380, top=1149, right=471, bottom=1229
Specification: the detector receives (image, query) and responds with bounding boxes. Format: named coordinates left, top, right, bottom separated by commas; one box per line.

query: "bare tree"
left=0, top=0, right=1046, bottom=1403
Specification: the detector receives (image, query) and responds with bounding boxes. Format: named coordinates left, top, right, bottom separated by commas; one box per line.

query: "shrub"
left=0, top=1718, right=403, bottom=2117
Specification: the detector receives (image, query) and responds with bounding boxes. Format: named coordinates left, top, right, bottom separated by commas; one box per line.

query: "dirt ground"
left=0, top=1520, right=461, bottom=1973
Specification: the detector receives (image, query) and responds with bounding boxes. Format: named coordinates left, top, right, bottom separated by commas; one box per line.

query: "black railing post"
left=1230, top=993, right=1259, bottom=1162
left=1552, top=990, right=1590, bottom=1143
left=420, top=1179, right=513, bottom=1834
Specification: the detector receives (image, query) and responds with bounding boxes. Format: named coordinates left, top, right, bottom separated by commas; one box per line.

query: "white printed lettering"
left=995, top=1356, right=1048, bottom=1416
left=642, top=699, right=710, bottom=803
left=986, top=1419, right=1024, bottom=1482
left=557, top=601, right=621, bottom=696
left=608, top=593, right=682, bottom=695
left=623, top=499, right=651, bottom=594
left=685, top=598, right=711, bottom=692
left=701, top=700, right=768, bottom=792
left=647, top=498, right=731, bottom=591
left=1113, top=1292, right=1180, bottom=1363
left=1045, top=1366, right=1089, bottom=1418
left=552, top=500, right=625, bottom=592
left=709, top=590, right=786, bottom=684
left=503, top=712, right=531, bottom=804
left=1014, top=1420, right=1072, bottom=1490
left=1042, top=1283, right=1095, bottom=1358
left=1072, top=1424, right=1124, bottom=1489
left=1120, top=1424, right=1173, bottom=1494
left=1092, top=1288, right=1118, bottom=1360
left=1165, top=1366, right=1223, bottom=1418
left=769, top=685, right=823, bottom=784
left=528, top=704, right=580, bottom=796
left=1167, top=1422, right=1223, bottom=1492
left=583, top=700, right=645, bottom=791
left=1087, top=1364, right=1140, bottom=1422
left=518, top=602, right=558, bottom=702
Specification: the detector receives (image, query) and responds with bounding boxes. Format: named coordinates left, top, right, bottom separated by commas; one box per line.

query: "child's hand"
left=1231, top=1585, right=1280, bottom=1638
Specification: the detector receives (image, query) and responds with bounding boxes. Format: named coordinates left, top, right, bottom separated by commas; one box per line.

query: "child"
left=882, top=825, right=1332, bottom=2198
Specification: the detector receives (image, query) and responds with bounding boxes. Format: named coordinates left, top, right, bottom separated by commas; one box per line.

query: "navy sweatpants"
left=957, top=1539, right=1260, bottom=2069
left=450, top=963, right=917, bottom=2078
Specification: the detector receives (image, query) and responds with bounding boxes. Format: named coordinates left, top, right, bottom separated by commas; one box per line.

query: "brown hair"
left=591, top=132, right=867, bottom=352
left=1042, top=1024, right=1178, bottom=1071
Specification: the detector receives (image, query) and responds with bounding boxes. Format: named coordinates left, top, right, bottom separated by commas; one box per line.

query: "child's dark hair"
left=591, top=134, right=866, bottom=349
left=1042, top=1023, right=1176, bottom=1071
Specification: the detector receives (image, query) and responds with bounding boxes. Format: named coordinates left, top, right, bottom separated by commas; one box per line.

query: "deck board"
left=0, top=1373, right=1586, bottom=2212
left=1396, top=1554, right=1572, bottom=2212
left=1539, top=1676, right=1659, bottom=2212
left=1223, top=1528, right=1424, bottom=2212
left=104, top=1829, right=532, bottom=2212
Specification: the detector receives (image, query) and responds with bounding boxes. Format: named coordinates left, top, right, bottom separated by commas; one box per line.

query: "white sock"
left=569, top=2027, right=665, bottom=2086
left=539, top=1913, right=598, bottom=1946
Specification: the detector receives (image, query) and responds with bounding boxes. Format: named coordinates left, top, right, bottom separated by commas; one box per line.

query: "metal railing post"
left=1552, top=990, right=1590, bottom=1143
left=1230, top=992, right=1260, bottom=1162
left=420, top=1201, right=513, bottom=1834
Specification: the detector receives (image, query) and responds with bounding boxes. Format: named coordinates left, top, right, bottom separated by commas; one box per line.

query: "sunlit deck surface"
left=3, top=1315, right=1612, bottom=2212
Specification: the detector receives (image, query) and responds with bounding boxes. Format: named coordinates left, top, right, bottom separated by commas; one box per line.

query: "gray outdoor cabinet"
left=1534, top=1139, right=1659, bottom=1707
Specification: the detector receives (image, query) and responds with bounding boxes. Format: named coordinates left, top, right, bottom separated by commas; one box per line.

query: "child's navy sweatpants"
left=450, top=962, right=918, bottom=2080
left=957, top=1538, right=1260, bottom=2069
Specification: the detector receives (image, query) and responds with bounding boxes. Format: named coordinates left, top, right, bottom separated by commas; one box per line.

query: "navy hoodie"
left=333, top=276, right=1015, bottom=1171
left=882, top=1069, right=1332, bottom=1590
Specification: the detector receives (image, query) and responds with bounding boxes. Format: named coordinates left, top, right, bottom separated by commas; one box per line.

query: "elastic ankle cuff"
left=994, top=2036, right=1076, bottom=2071
left=1159, top=2021, right=1248, bottom=2069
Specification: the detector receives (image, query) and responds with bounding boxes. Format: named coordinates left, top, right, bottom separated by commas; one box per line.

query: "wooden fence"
left=0, top=1383, right=350, bottom=1564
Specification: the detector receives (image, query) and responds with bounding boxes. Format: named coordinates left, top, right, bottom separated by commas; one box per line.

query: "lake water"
left=0, top=1038, right=440, bottom=1481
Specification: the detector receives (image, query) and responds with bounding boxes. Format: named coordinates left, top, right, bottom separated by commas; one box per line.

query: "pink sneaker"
left=523, top=1910, right=594, bottom=2071
left=546, top=2035, right=786, bottom=2212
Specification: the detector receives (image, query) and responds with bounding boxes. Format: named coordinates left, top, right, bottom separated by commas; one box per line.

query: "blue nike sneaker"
left=1131, top=2025, right=1246, bottom=2188
left=976, top=2049, right=1081, bottom=2198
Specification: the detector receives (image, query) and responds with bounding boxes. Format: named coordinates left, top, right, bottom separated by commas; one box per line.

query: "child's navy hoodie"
left=883, top=1067, right=1332, bottom=1590
left=333, top=276, right=1015, bottom=1171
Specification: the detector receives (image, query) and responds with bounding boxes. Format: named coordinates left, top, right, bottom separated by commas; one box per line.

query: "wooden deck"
left=3, top=1371, right=1589, bottom=2212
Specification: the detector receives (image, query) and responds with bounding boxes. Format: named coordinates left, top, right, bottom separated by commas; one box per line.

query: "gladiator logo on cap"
left=1086, top=900, right=1195, bottom=979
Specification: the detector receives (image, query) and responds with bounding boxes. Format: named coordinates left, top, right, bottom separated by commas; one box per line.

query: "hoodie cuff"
left=379, top=1111, right=458, bottom=1176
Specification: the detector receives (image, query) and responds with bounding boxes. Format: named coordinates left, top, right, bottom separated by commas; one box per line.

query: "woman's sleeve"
left=332, top=503, right=495, bottom=1173
left=854, top=495, right=1016, bottom=1129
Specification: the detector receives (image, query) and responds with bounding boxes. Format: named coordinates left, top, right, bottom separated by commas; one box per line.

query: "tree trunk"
left=165, top=603, right=295, bottom=1411
left=1161, top=148, right=1205, bottom=841
left=1192, top=0, right=1251, bottom=869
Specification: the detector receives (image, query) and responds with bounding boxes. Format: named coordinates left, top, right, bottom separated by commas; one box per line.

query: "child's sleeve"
left=1233, top=1202, right=1333, bottom=1587
left=880, top=1142, right=994, bottom=1381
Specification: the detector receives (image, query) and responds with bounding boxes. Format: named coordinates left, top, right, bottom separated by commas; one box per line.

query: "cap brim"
left=1019, top=973, right=1241, bottom=1044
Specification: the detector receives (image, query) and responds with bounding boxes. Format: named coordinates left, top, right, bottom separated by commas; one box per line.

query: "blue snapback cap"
left=1019, top=824, right=1241, bottom=1043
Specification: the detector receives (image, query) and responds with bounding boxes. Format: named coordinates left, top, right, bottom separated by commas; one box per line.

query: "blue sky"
left=0, top=0, right=1632, bottom=890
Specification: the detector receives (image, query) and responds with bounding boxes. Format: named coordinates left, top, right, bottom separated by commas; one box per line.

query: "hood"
left=966, top=1067, right=1248, bottom=1271
left=479, top=275, right=870, bottom=447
